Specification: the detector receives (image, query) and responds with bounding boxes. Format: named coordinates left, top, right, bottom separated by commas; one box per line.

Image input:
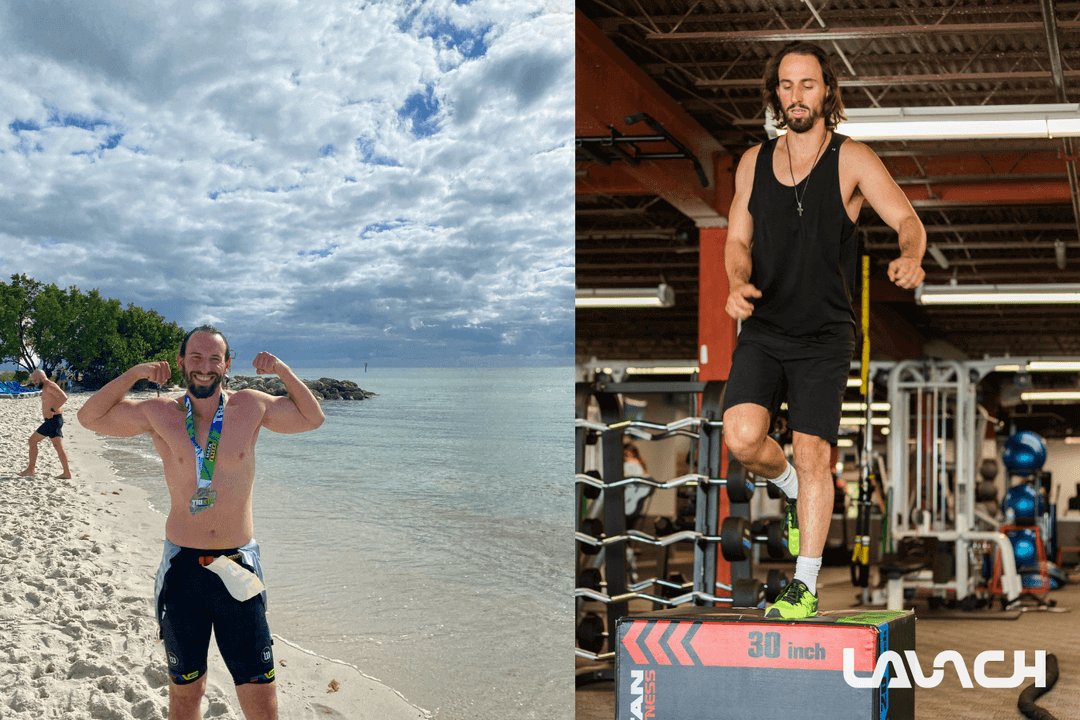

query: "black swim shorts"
left=722, top=322, right=855, bottom=445
left=34, top=414, right=64, bottom=439
left=156, top=546, right=275, bottom=686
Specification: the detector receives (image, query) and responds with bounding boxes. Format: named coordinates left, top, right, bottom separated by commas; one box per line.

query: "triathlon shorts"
left=154, top=540, right=275, bottom=686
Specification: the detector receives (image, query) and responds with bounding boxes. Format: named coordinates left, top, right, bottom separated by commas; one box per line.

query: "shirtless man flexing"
left=78, top=325, right=324, bottom=720
left=18, top=368, right=72, bottom=479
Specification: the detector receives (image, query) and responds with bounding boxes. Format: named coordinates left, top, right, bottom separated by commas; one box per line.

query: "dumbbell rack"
left=575, top=379, right=781, bottom=670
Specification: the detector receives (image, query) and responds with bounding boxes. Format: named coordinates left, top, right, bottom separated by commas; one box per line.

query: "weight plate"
left=720, top=516, right=751, bottom=562
left=766, top=519, right=789, bottom=559
left=766, top=569, right=789, bottom=602
left=731, top=578, right=764, bottom=608
left=576, top=613, right=605, bottom=653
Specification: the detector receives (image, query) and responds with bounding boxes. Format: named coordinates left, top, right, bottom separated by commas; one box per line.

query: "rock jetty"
left=226, top=374, right=376, bottom=401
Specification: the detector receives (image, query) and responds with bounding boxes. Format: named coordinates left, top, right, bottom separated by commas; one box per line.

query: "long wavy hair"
left=763, top=41, right=846, bottom=131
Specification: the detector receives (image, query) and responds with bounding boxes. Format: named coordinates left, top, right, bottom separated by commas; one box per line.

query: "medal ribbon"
left=184, top=394, right=225, bottom=490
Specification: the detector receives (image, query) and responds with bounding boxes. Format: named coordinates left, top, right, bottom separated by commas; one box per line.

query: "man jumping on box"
left=78, top=325, right=324, bottom=719
left=722, top=42, right=925, bottom=619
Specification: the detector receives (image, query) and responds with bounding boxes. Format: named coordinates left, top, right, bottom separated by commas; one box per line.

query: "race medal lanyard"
left=185, top=394, right=225, bottom=516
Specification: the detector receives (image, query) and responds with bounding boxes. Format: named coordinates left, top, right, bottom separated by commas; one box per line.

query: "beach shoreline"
left=0, top=391, right=429, bottom=719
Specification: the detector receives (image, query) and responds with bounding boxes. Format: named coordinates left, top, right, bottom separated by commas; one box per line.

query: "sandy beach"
left=0, top=390, right=430, bottom=720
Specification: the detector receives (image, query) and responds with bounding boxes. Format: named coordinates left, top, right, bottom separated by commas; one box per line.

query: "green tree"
left=0, top=274, right=43, bottom=373
left=2, top=274, right=187, bottom=386
left=28, top=284, right=78, bottom=377
left=66, top=289, right=123, bottom=385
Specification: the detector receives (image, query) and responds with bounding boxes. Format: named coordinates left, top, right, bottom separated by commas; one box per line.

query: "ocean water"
left=99, top=366, right=574, bottom=719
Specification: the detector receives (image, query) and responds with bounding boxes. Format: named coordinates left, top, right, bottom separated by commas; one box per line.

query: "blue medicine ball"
left=1002, top=483, right=1046, bottom=520
left=1002, top=431, right=1047, bottom=474
left=1008, top=528, right=1039, bottom=568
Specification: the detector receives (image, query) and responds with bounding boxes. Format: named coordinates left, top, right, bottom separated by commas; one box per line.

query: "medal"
left=190, top=487, right=218, bottom=515
left=185, top=394, right=225, bottom=516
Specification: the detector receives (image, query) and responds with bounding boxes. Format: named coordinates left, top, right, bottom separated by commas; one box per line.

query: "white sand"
left=0, top=392, right=430, bottom=719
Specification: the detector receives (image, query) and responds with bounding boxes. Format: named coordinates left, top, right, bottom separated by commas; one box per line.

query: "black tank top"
left=745, top=132, right=858, bottom=340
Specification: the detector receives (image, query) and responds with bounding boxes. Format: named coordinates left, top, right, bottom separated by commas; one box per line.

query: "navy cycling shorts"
left=157, top=546, right=275, bottom=686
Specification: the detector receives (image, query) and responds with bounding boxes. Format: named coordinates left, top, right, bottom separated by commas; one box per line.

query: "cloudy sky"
left=0, top=0, right=573, bottom=368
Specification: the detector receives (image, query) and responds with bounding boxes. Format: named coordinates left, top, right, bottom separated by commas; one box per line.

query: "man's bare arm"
left=45, top=381, right=68, bottom=412
left=255, top=353, right=325, bottom=433
left=725, top=146, right=762, bottom=320
left=848, top=141, right=926, bottom=289
left=77, top=362, right=169, bottom=437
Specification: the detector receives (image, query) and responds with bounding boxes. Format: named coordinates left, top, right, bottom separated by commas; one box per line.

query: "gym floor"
left=576, top=562, right=1080, bottom=720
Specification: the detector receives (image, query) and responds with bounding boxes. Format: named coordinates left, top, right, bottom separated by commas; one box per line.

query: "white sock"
left=794, top=555, right=822, bottom=596
left=769, top=461, right=799, bottom=499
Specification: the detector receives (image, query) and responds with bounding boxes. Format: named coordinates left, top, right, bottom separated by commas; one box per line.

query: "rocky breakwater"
left=227, top=374, right=376, bottom=401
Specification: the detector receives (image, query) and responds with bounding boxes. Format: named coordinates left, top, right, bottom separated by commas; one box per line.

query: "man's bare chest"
left=153, top=407, right=258, bottom=467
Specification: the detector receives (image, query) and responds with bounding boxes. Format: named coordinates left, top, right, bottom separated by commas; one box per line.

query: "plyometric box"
left=616, top=607, right=915, bottom=720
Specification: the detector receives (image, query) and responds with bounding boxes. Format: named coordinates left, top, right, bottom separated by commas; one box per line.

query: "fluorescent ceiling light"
left=835, top=104, right=1080, bottom=141
left=841, top=402, right=891, bottom=412
left=847, top=377, right=863, bottom=387
left=839, top=417, right=891, bottom=426
left=1019, top=391, right=1080, bottom=401
left=626, top=365, right=699, bottom=375
left=916, top=283, right=1080, bottom=305
left=994, top=361, right=1080, bottom=372
left=768, top=104, right=1080, bottom=141
left=576, top=283, right=675, bottom=308
left=837, top=438, right=854, bottom=448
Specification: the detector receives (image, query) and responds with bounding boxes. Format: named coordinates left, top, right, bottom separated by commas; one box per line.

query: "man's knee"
left=792, top=433, right=832, bottom=478
left=722, top=407, right=770, bottom=461
left=170, top=674, right=208, bottom=701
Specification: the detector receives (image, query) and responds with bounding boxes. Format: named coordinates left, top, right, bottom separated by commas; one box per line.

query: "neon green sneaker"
left=764, top=579, right=818, bottom=619
left=784, top=499, right=799, bottom=556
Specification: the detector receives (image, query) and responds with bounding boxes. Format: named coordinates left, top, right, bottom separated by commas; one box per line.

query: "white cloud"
left=0, top=0, right=573, bottom=367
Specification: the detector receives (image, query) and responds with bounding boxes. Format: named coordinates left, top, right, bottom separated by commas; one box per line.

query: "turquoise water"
left=100, top=366, right=574, bottom=719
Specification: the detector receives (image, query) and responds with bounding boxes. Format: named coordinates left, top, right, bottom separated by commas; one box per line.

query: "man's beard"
left=785, top=104, right=820, bottom=133
left=186, top=371, right=222, bottom=399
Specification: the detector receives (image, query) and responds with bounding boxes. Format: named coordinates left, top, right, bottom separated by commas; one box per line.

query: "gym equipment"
left=851, top=256, right=873, bottom=589
left=576, top=576, right=765, bottom=609
left=579, top=518, right=603, bottom=555
left=581, top=470, right=602, bottom=500
left=1007, top=527, right=1039, bottom=568
left=885, top=359, right=1023, bottom=610
left=1002, top=431, right=1047, bottom=475
left=577, top=612, right=606, bottom=654
left=1017, top=653, right=1059, bottom=720
left=578, top=568, right=603, bottom=592
left=616, top=608, right=915, bottom=720
left=719, top=517, right=788, bottom=561
left=1003, top=483, right=1046, bottom=523
left=765, top=569, right=789, bottom=602
left=576, top=379, right=784, bottom=662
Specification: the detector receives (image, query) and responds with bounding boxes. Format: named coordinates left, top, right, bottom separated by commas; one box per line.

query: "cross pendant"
left=797, top=204, right=803, bottom=217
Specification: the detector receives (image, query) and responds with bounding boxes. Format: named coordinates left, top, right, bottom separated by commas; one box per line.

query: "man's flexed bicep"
left=78, top=363, right=165, bottom=436
left=251, top=353, right=325, bottom=434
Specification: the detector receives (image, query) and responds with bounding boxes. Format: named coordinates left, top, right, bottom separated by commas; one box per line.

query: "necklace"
left=785, top=131, right=830, bottom=217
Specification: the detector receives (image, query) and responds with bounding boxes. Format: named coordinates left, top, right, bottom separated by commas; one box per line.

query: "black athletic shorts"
left=35, top=414, right=63, bottom=438
left=722, top=321, right=855, bottom=445
left=157, top=547, right=275, bottom=686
